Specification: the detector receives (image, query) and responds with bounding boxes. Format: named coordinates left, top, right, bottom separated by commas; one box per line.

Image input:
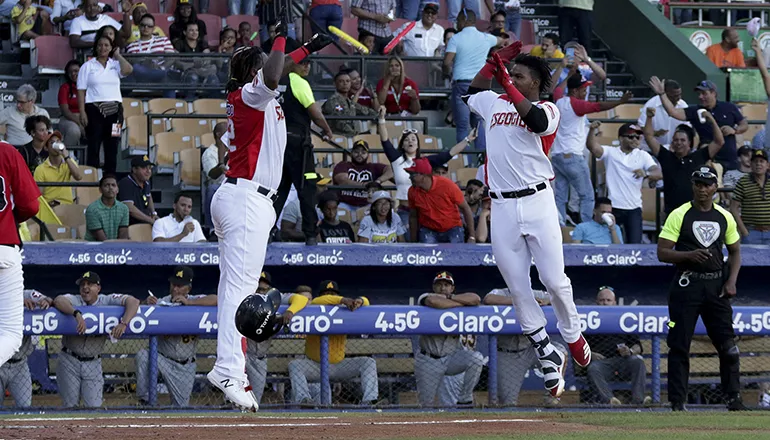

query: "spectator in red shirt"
left=58, top=60, right=85, bottom=147
left=332, top=139, right=392, bottom=211
left=376, top=56, right=421, bottom=115
left=407, top=157, right=475, bottom=243
left=346, top=67, right=379, bottom=110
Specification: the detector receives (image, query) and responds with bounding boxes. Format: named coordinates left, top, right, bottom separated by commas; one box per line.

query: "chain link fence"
left=3, top=334, right=769, bottom=409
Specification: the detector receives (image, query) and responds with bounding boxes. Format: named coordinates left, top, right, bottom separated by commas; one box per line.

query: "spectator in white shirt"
left=586, top=122, right=662, bottom=244
left=400, top=3, right=444, bottom=57
left=69, top=0, right=124, bottom=49
left=152, top=193, right=207, bottom=242
left=638, top=79, right=689, bottom=150
left=201, top=122, right=227, bottom=231
left=51, top=0, right=83, bottom=32
left=125, top=13, right=176, bottom=99
left=551, top=74, right=632, bottom=225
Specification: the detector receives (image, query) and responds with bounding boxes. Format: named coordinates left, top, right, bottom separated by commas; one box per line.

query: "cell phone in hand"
left=565, top=47, right=575, bottom=65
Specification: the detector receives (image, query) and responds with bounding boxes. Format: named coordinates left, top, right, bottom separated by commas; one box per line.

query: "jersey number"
left=226, top=119, right=236, bottom=152
left=275, top=106, right=284, bottom=121
left=0, top=176, right=6, bottom=212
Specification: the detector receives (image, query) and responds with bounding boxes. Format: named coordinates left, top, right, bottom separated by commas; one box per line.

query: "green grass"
left=543, top=411, right=770, bottom=430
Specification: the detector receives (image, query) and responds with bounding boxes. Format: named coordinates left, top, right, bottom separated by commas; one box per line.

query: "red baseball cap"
left=404, top=157, right=432, bottom=175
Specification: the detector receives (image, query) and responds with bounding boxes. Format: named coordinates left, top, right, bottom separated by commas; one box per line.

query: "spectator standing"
left=332, top=139, right=389, bottom=210
left=122, top=2, right=167, bottom=44
left=530, top=32, right=565, bottom=60
left=584, top=287, right=650, bottom=405
left=346, top=67, right=379, bottom=111
left=322, top=71, right=378, bottom=136
left=415, top=272, right=484, bottom=407
left=288, top=281, right=379, bottom=405
left=407, top=157, right=476, bottom=243
left=723, top=146, right=752, bottom=189
left=443, top=10, right=504, bottom=150
left=486, top=0, right=523, bottom=39
left=446, top=0, right=481, bottom=24
left=202, top=122, right=228, bottom=232
left=34, top=131, right=84, bottom=207
left=12, top=0, right=52, bottom=41
left=309, top=0, right=342, bottom=36
left=317, top=192, right=356, bottom=243
left=18, top=115, right=51, bottom=173
left=126, top=14, right=176, bottom=99
left=706, top=28, right=746, bottom=68
left=58, top=60, right=86, bottom=147
left=0, top=85, right=50, bottom=148
left=638, top=80, right=688, bottom=149
left=489, top=10, right=506, bottom=32
left=152, top=194, right=207, bottom=242
left=357, top=190, right=406, bottom=242
left=230, top=0, right=256, bottom=16
left=68, top=0, right=123, bottom=49
left=51, top=0, right=83, bottom=33
left=558, top=0, right=593, bottom=50
left=651, top=77, right=747, bottom=171
left=586, top=122, right=662, bottom=243
left=551, top=74, right=632, bottom=224
left=376, top=56, right=421, bottom=116
left=169, top=0, right=207, bottom=43
left=571, top=197, right=623, bottom=244
left=400, top=4, right=444, bottom=58
left=731, top=149, right=770, bottom=244
left=84, top=175, right=130, bottom=241
left=118, top=155, right=158, bottom=225
left=257, top=0, right=300, bottom=43
left=52, top=272, right=139, bottom=408
left=643, top=108, right=724, bottom=214
left=351, top=0, right=396, bottom=54
left=550, top=43, right=606, bottom=99
left=77, top=34, right=132, bottom=175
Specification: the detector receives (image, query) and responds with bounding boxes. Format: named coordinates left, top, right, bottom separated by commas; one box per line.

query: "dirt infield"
left=0, top=413, right=601, bottom=440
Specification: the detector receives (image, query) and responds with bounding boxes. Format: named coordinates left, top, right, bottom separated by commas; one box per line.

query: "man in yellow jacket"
left=288, top=280, right=380, bottom=405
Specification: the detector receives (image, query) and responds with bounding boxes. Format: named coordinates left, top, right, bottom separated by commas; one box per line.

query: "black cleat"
left=671, top=401, right=687, bottom=412
left=727, top=397, right=749, bottom=411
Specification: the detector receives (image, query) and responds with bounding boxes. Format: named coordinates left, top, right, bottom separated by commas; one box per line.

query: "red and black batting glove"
left=494, top=40, right=523, bottom=65
left=493, top=53, right=525, bottom=104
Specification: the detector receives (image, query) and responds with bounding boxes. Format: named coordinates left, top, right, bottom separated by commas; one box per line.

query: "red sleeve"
left=569, top=96, right=602, bottom=117
left=7, top=144, right=40, bottom=222
left=553, top=86, right=565, bottom=101
left=375, top=79, right=384, bottom=93
left=57, top=84, right=68, bottom=106
left=332, top=162, right=348, bottom=176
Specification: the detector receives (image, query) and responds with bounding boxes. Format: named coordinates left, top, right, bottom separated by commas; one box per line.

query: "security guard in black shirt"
left=273, top=39, right=334, bottom=246
left=658, top=166, right=746, bottom=412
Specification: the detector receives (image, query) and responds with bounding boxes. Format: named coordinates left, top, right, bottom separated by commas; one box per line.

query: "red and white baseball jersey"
left=224, top=69, right=287, bottom=191
left=551, top=96, right=603, bottom=156
left=0, top=141, right=40, bottom=246
left=468, top=91, right=560, bottom=191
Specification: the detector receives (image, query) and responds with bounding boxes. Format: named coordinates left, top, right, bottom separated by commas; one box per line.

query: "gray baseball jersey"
left=9, top=290, right=49, bottom=362
left=247, top=291, right=292, bottom=358
left=61, top=293, right=128, bottom=357
left=417, top=293, right=462, bottom=357
left=156, top=294, right=207, bottom=361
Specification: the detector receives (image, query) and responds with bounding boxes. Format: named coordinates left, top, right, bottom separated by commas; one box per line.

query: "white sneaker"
left=207, top=370, right=258, bottom=412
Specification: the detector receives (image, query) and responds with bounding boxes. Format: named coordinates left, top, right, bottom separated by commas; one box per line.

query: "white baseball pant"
left=0, top=245, right=24, bottom=368
left=490, top=184, right=581, bottom=343
left=211, top=180, right=276, bottom=382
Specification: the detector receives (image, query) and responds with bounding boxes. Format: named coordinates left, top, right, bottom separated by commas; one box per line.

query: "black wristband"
left=73, top=309, right=82, bottom=317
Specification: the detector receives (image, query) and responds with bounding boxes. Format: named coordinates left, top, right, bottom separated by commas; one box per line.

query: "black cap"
left=76, top=271, right=101, bottom=286
left=691, top=166, right=718, bottom=185
left=694, top=80, right=718, bottom=93
left=618, top=123, right=643, bottom=137
left=169, top=266, right=194, bottom=285
left=352, top=139, right=369, bottom=151
left=423, top=2, right=439, bottom=13
left=259, top=271, right=272, bottom=285
left=567, top=73, right=592, bottom=90
left=738, top=145, right=753, bottom=156
left=319, top=280, right=339, bottom=294
left=131, top=154, right=154, bottom=168
left=751, top=149, right=768, bottom=161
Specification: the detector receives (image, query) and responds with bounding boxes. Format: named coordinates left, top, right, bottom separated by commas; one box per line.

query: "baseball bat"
left=327, top=26, right=370, bottom=54
left=310, top=130, right=350, bottom=153
left=383, top=21, right=416, bottom=55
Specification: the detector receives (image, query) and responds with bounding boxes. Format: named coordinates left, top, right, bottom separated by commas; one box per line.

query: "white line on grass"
left=3, top=416, right=340, bottom=422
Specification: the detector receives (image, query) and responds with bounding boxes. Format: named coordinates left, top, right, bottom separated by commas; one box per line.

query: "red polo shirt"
left=408, top=175, right=464, bottom=232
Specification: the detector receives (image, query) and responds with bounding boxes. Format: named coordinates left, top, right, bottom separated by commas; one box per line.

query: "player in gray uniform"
left=137, top=266, right=217, bottom=406
left=437, top=334, right=483, bottom=406
left=415, top=271, right=485, bottom=407
left=483, top=288, right=566, bottom=405
left=52, top=271, right=140, bottom=408
left=0, top=289, right=52, bottom=408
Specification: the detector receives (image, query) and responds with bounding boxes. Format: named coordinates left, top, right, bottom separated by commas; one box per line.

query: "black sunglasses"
left=622, top=134, right=641, bottom=140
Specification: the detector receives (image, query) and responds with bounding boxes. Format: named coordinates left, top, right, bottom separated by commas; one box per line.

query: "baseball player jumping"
left=206, top=16, right=331, bottom=411
left=463, top=43, right=591, bottom=398
left=0, top=141, right=40, bottom=368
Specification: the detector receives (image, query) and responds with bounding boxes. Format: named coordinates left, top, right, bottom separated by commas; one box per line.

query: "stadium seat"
left=612, top=104, right=643, bottom=120
left=446, top=155, right=465, bottom=173
left=126, top=115, right=149, bottom=149
left=77, top=224, right=87, bottom=240
left=519, top=20, right=535, bottom=45
left=78, top=166, right=100, bottom=182
left=148, top=98, right=189, bottom=115
left=375, top=120, right=408, bottom=137
left=742, top=123, right=764, bottom=144
left=740, top=103, right=767, bottom=121
left=225, top=15, right=260, bottom=34
left=45, top=224, right=76, bottom=240
left=128, top=223, right=153, bottom=242
left=198, top=14, right=223, bottom=48
left=642, top=187, right=662, bottom=226
left=154, top=132, right=196, bottom=171
left=171, top=118, right=213, bottom=138
left=192, top=98, right=226, bottom=115
left=123, top=97, right=145, bottom=118
left=200, top=132, right=216, bottom=147
left=597, top=122, right=624, bottom=139
left=76, top=186, right=101, bottom=205
left=141, top=0, right=160, bottom=13
left=455, top=167, right=478, bottom=186
left=30, top=36, right=73, bottom=74
left=561, top=226, right=574, bottom=244
left=53, top=204, right=87, bottom=228
left=174, top=148, right=202, bottom=189
left=316, top=167, right=333, bottom=180
left=418, top=134, right=441, bottom=151
left=26, top=221, right=40, bottom=241
left=154, top=13, right=174, bottom=36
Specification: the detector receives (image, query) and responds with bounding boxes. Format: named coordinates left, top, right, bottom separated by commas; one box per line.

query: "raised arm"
left=586, top=120, right=604, bottom=157
left=575, top=44, right=606, bottom=82
left=649, top=76, right=686, bottom=121
left=752, top=38, right=770, bottom=98
left=703, top=111, right=725, bottom=159
left=643, top=107, right=663, bottom=157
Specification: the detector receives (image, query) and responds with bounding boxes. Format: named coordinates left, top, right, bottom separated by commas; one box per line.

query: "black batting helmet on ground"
left=235, top=288, right=284, bottom=342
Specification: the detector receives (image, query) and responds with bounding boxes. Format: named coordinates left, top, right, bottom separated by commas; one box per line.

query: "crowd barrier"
left=16, top=305, right=770, bottom=409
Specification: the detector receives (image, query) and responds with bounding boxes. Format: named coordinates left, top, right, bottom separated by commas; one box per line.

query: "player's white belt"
left=225, top=177, right=278, bottom=203
left=490, top=182, right=547, bottom=200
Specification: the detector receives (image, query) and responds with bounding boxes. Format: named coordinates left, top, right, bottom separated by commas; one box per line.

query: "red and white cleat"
left=568, top=334, right=592, bottom=367
left=207, top=370, right=258, bottom=412
left=543, top=349, right=566, bottom=399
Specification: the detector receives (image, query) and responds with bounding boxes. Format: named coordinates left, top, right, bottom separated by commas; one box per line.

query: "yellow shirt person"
left=304, top=281, right=369, bottom=364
